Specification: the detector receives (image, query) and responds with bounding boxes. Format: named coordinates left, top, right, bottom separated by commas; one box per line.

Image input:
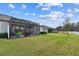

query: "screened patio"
left=9, top=17, right=40, bottom=38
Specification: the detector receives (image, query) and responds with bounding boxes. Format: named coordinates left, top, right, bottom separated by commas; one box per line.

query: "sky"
left=0, top=3, right=79, bottom=28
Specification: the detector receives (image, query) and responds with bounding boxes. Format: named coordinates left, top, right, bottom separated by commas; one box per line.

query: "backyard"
left=0, top=33, right=79, bottom=56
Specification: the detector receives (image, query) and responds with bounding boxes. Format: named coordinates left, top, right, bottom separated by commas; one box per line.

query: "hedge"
left=40, top=32, right=47, bottom=34
left=0, top=33, right=8, bottom=38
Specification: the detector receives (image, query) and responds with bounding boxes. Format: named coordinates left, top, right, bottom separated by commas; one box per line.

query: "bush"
left=40, top=32, right=47, bottom=34
left=16, top=32, right=22, bottom=35
left=16, top=32, right=23, bottom=38
left=0, top=33, right=8, bottom=38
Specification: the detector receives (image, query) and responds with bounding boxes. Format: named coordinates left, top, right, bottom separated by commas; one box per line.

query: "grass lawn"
left=0, top=33, right=79, bottom=56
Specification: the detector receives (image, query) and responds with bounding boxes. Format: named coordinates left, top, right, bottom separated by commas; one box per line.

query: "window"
left=20, top=27, right=25, bottom=30
left=15, top=26, right=19, bottom=29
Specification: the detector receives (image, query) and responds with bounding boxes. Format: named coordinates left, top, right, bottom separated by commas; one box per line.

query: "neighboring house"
left=40, top=26, right=58, bottom=33
left=0, top=14, right=40, bottom=38
left=53, top=29, right=58, bottom=33
left=48, top=28, right=58, bottom=33
left=48, top=28, right=54, bottom=33
left=40, top=25, right=49, bottom=33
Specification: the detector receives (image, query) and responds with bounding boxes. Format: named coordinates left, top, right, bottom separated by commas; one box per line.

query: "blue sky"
left=0, top=3, right=79, bottom=28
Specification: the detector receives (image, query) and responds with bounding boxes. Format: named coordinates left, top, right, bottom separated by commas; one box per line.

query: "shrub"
left=16, top=32, right=22, bottom=35
left=40, top=32, right=47, bottom=34
left=16, top=32, right=23, bottom=38
left=0, top=33, right=8, bottom=38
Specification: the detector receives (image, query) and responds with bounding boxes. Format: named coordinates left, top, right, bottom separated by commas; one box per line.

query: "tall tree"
left=76, top=22, right=79, bottom=31
left=63, top=17, right=71, bottom=31
left=63, top=17, right=71, bottom=37
left=70, top=23, right=76, bottom=31
left=56, top=26, right=63, bottom=31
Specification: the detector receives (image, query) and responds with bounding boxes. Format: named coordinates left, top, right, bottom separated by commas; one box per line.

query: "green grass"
left=0, top=33, right=79, bottom=56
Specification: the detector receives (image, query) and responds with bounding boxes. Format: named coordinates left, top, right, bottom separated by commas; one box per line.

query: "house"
left=48, top=28, right=58, bottom=33
left=48, top=28, right=54, bottom=33
left=40, top=25, right=49, bottom=33
left=0, top=14, right=40, bottom=38
left=53, top=29, right=58, bottom=33
left=40, top=25, right=58, bottom=33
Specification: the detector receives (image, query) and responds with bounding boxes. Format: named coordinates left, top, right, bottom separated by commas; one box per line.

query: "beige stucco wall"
left=40, top=26, right=48, bottom=32
left=0, top=21, right=9, bottom=33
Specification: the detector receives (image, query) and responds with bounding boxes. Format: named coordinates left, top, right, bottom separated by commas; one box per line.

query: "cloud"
left=9, top=4, right=15, bottom=9
left=36, top=3, right=50, bottom=10
left=49, top=3, right=63, bottom=7
left=74, top=8, right=79, bottom=12
left=22, top=4, right=26, bottom=9
left=67, top=13, right=74, bottom=17
left=37, top=3, right=63, bottom=8
left=51, top=11, right=64, bottom=18
left=25, top=13, right=36, bottom=16
left=36, top=3, right=44, bottom=7
left=36, top=3, right=63, bottom=11
left=66, top=8, right=79, bottom=17
left=67, top=8, right=79, bottom=13
left=67, top=9, right=72, bottom=13
left=39, top=11, right=64, bottom=21
left=32, top=13, right=36, bottom=15
left=41, top=7, right=50, bottom=10
left=25, top=13, right=29, bottom=15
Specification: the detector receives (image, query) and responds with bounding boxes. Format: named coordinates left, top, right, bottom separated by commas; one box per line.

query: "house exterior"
left=48, top=28, right=54, bottom=33
left=40, top=25, right=58, bottom=33
left=40, top=25, right=49, bottom=33
left=0, top=14, right=40, bottom=38
left=48, top=28, right=58, bottom=33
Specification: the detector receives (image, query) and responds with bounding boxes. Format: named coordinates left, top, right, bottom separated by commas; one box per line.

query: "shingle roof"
left=0, top=14, right=40, bottom=26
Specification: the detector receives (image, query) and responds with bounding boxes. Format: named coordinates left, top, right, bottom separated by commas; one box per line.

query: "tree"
left=63, top=17, right=71, bottom=31
left=56, top=26, right=63, bottom=31
left=70, top=23, right=76, bottom=31
left=63, top=17, right=71, bottom=37
left=76, top=22, right=79, bottom=31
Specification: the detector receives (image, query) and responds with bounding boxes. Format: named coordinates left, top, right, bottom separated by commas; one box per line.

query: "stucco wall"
left=40, top=27, right=48, bottom=32
left=0, top=21, right=8, bottom=33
